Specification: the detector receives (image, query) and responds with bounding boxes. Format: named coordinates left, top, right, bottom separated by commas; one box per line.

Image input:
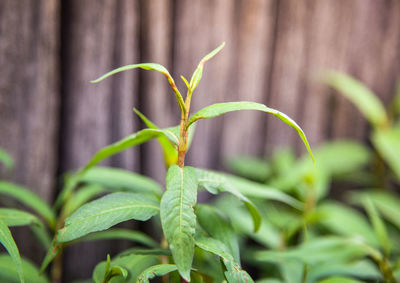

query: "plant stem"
left=177, top=89, right=193, bottom=168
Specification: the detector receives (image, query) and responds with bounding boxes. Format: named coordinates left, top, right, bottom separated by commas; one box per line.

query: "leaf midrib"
left=179, top=167, right=184, bottom=234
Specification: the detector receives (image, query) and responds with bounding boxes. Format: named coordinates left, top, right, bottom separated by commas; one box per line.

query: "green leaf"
left=137, top=264, right=178, bottom=283
left=317, top=277, right=364, bottom=283
left=62, top=184, right=105, bottom=217
left=226, top=156, right=271, bottom=182
left=0, top=148, right=14, bottom=171
left=39, top=240, right=60, bottom=274
left=187, top=102, right=314, bottom=162
left=371, top=128, right=400, bottom=180
left=91, top=63, right=186, bottom=115
left=75, top=228, right=159, bottom=248
left=0, top=220, right=23, bottom=283
left=0, top=255, right=49, bottom=283
left=80, top=166, right=163, bottom=196
left=189, top=42, right=225, bottom=92
left=134, top=108, right=178, bottom=167
left=0, top=208, right=44, bottom=228
left=0, top=182, right=56, bottom=229
left=93, top=253, right=159, bottom=283
left=317, top=201, right=378, bottom=247
left=195, top=237, right=254, bottom=283
left=362, top=196, right=390, bottom=256
left=57, top=192, right=159, bottom=242
left=160, top=165, right=198, bottom=281
left=196, top=204, right=240, bottom=263
left=324, top=70, right=388, bottom=128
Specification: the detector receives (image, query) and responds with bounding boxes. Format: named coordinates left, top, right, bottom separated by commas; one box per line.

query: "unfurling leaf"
left=57, top=192, right=159, bottom=242
left=187, top=102, right=314, bottom=162
left=160, top=165, right=198, bottom=281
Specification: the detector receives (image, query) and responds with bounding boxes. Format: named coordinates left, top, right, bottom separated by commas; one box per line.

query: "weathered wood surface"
left=1, top=0, right=400, bottom=281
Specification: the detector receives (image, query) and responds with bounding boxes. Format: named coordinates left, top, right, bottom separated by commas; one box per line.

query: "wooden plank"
left=59, top=1, right=140, bottom=281
left=0, top=0, right=59, bottom=262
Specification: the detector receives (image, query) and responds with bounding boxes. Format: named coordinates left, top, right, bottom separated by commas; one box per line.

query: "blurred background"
left=1, top=0, right=400, bottom=281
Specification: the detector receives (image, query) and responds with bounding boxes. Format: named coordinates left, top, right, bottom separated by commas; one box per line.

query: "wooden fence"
left=1, top=0, right=400, bottom=281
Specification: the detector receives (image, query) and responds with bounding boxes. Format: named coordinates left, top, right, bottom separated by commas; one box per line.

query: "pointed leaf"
left=324, top=70, right=388, bottom=128
left=0, top=255, right=49, bottom=283
left=39, top=240, right=60, bottom=274
left=0, top=181, right=56, bottom=229
left=80, top=166, right=163, bottom=196
left=160, top=165, right=198, bottom=281
left=91, top=63, right=186, bottom=114
left=195, top=237, right=254, bottom=283
left=137, top=264, right=178, bottom=283
left=187, top=102, right=314, bottom=161
left=189, top=42, right=225, bottom=92
left=57, top=192, right=159, bottom=242
left=0, top=148, right=14, bottom=170
left=0, top=220, right=23, bottom=283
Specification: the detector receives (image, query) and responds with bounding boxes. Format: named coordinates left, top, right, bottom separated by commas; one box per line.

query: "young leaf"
left=0, top=181, right=56, bottom=229
left=91, top=63, right=186, bottom=114
left=137, top=264, right=178, bottom=283
left=0, top=255, right=49, bottom=283
left=187, top=102, right=314, bottom=162
left=324, top=71, right=388, bottom=129
left=195, top=237, right=254, bottom=283
left=0, top=148, right=14, bottom=171
left=75, top=228, right=159, bottom=248
left=57, top=192, right=159, bottom=242
left=196, top=204, right=240, bottom=263
left=80, top=166, right=163, bottom=196
left=371, top=128, right=400, bottom=180
left=134, top=108, right=178, bottom=167
left=0, top=220, right=23, bottom=283
left=189, top=42, right=225, bottom=92
left=160, top=165, right=198, bottom=281
left=0, top=208, right=45, bottom=228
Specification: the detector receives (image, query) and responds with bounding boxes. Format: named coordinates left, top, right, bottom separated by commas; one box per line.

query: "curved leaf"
left=80, top=166, right=162, bottom=196
left=76, top=228, right=158, bottom=248
left=189, top=42, right=225, bottom=92
left=187, top=102, right=314, bottom=162
left=91, top=63, right=186, bottom=114
left=0, top=220, right=23, bottom=283
left=195, top=237, right=254, bottom=283
left=0, top=148, right=14, bottom=170
left=62, top=184, right=105, bottom=217
left=0, top=182, right=55, bottom=229
left=57, top=192, right=159, bottom=242
left=137, top=264, right=178, bottom=283
left=160, top=165, right=198, bottom=281
left=0, top=255, right=49, bottom=283
left=0, top=208, right=44, bottom=228
left=324, top=71, right=388, bottom=128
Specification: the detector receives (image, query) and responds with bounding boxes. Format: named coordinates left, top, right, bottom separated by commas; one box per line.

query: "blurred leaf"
left=226, top=156, right=271, bottom=182
left=137, top=264, right=177, bottom=283
left=0, top=255, right=48, bottom=283
left=134, top=108, right=178, bottom=167
left=57, top=192, right=159, bottom=242
left=187, top=102, right=314, bottom=162
left=371, top=128, right=400, bottom=180
left=189, top=42, right=225, bottom=92
left=80, top=166, right=162, bottom=196
left=39, top=240, right=60, bottom=274
left=62, top=184, right=105, bottom=217
left=0, top=182, right=56, bottom=229
left=317, top=276, right=366, bottom=283
left=317, top=201, right=378, bottom=247
left=0, top=149, right=13, bottom=171
left=196, top=204, right=240, bottom=263
left=195, top=168, right=262, bottom=232
left=0, top=221, right=23, bottom=283
left=91, top=63, right=186, bottom=114
left=195, top=237, right=254, bottom=283
left=93, top=253, right=159, bottom=283
left=324, top=71, right=388, bottom=128
left=0, top=208, right=44, bottom=229
left=160, top=165, right=198, bottom=281
left=362, top=196, right=390, bottom=256
left=74, top=228, right=158, bottom=248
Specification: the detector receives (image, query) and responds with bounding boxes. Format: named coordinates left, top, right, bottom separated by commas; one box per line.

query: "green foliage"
left=0, top=221, right=23, bottom=283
